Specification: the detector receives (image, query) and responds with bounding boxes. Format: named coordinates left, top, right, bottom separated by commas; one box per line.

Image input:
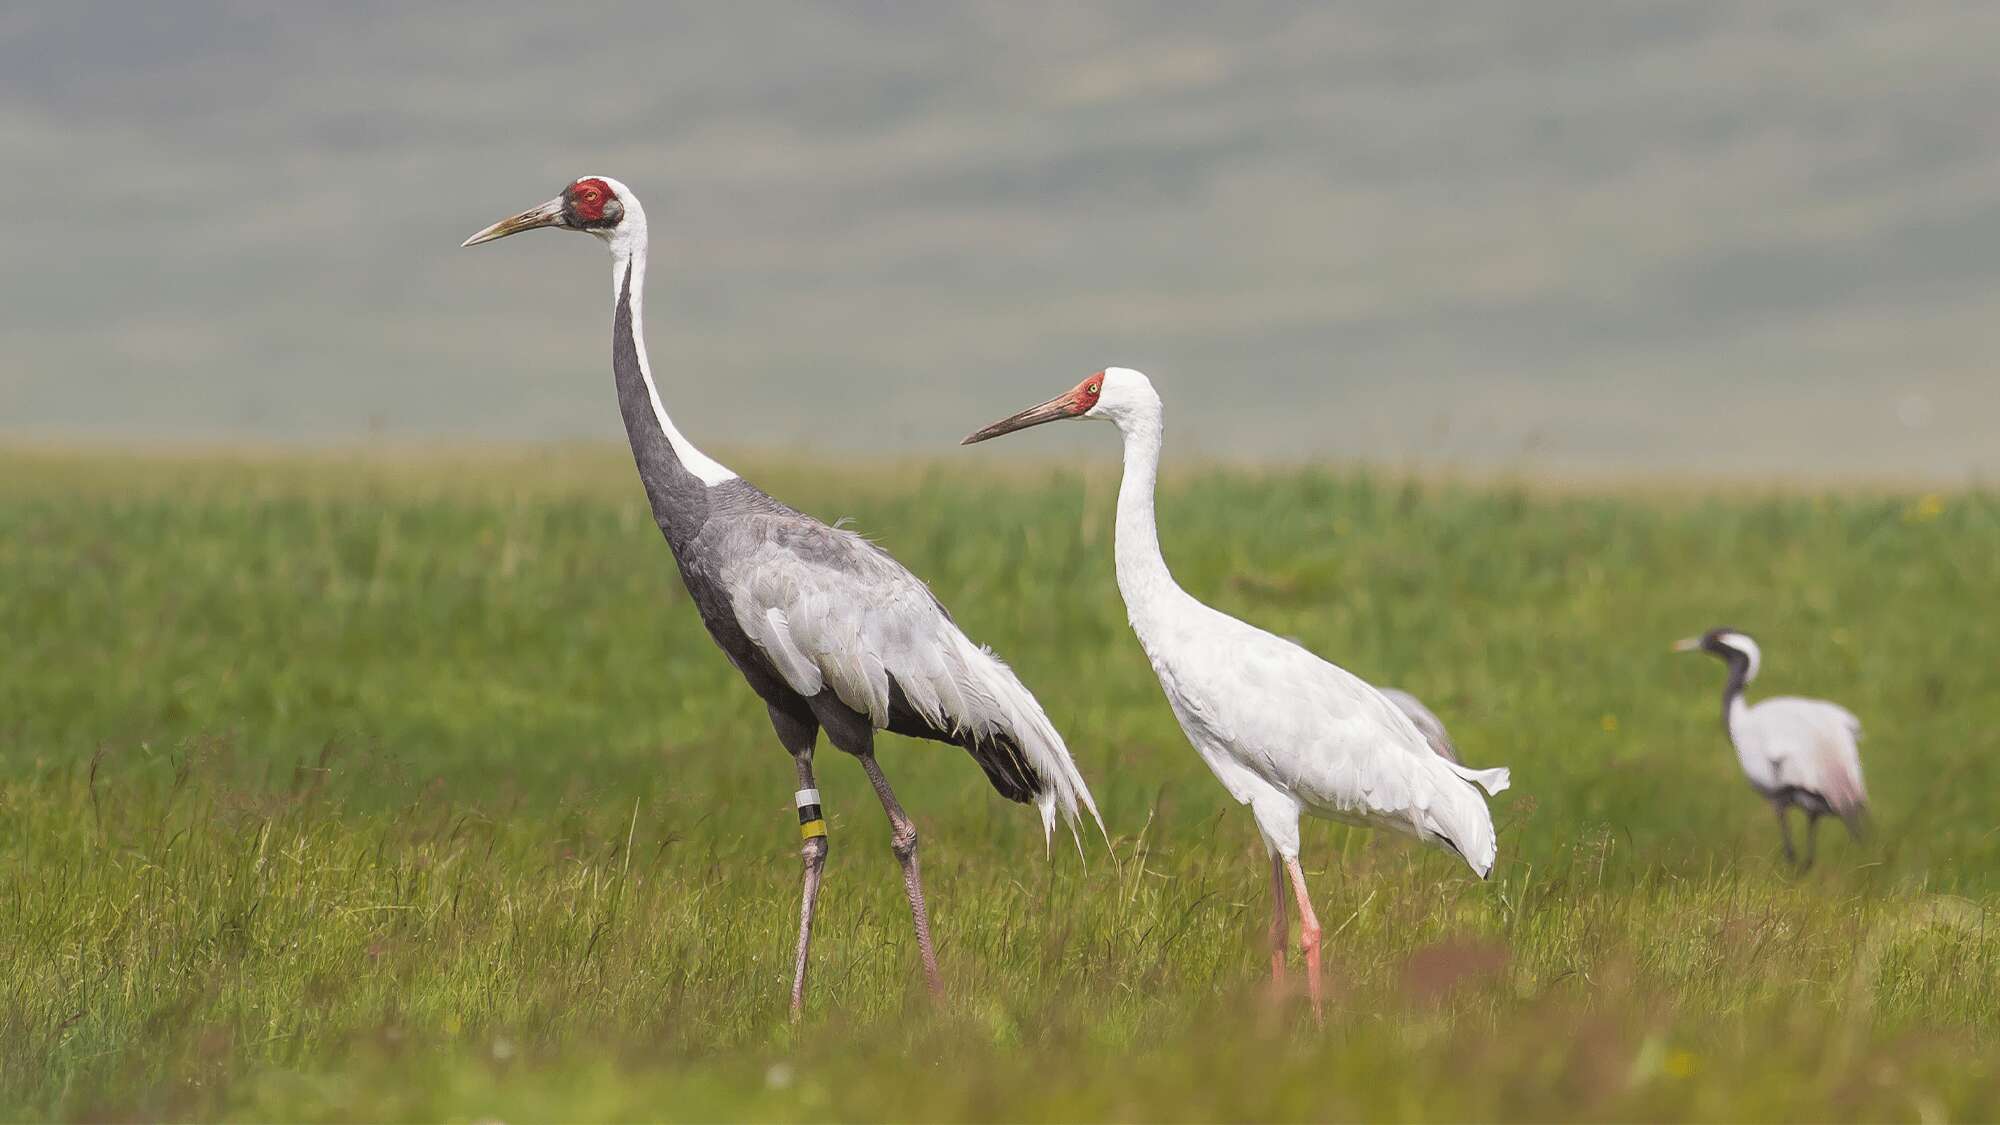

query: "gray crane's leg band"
left=796, top=788, right=826, bottom=840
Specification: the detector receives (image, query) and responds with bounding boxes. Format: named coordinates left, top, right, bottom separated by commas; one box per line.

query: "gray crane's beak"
left=961, top=393, right=1080, bottom=445
left=1670, top=636, right=1702, bottom=653
left=461, top=197, right=566, bottom=247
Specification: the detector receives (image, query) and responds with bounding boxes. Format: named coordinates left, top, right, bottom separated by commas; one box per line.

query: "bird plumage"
left=709, top=505, right=1097, bottom=837
left=1139, top=599, right=1509, bottom=873
left=1729, top=694, right=1867, bottom=826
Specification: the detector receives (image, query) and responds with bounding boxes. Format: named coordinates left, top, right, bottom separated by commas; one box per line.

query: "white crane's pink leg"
left=859, top=752, right=945, bottom=1000
left=1283, top=856, right=1324, bottom=1025
left=1268, top=853, right=1289, bottom=986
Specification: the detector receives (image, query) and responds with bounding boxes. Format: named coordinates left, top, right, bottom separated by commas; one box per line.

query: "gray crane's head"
left=961, top=367, right=1160, bottom=444
left=1672, top=627, right=1761, bottom=682
left=461, top=176, right=643, bottom=250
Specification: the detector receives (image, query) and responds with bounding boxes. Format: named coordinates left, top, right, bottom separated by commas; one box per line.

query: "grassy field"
left=2, top=446, right=1997, bottom=1121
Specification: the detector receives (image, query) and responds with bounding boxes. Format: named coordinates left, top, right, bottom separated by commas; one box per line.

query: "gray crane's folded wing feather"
left=710, top=512, right=1099, bottom=839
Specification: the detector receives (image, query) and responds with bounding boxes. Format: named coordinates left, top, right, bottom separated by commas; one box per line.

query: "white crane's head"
left=960, top=367, right=1161, bottom=445
left=461, top=176, right=646, bottom=252
left=1672, top=627, right=1761, bottom=683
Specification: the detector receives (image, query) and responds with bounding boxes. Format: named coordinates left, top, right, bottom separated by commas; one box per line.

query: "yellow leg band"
left=799, top=819, right=827, bottom=840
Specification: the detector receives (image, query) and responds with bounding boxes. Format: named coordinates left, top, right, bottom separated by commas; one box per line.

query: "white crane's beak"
left=461, top=197, right=566, bottom=247
left=961, top=392, right=1083, bottom=445
left=1670, top=636, right=1702, bottom=653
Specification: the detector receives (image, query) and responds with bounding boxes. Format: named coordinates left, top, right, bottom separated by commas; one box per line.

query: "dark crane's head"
left=1672, top=627, right=1761, bottom=683
left=461, top=176, right=642, bottom=250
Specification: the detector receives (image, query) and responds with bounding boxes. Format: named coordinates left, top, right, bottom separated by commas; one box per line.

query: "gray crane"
left=463, top=176, right=1100, bottom=1016
left=1377, top=687, right=1460, bottom=764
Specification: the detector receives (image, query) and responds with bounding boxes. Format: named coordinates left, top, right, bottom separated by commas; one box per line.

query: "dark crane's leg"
left=768, top=706, right=824, bottom=1020
left=858, top=750, right=945, bottom=1000
left=1801, top=812, right=1822, bottom=873
left=1772, top=801, right=1798, bottom=867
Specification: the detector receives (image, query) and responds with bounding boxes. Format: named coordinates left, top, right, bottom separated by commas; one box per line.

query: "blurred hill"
left=3, top=1, right=1996, bottom=477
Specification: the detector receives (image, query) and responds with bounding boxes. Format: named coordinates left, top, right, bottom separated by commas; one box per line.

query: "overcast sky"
left=4, top=1, right=1996, bottom=477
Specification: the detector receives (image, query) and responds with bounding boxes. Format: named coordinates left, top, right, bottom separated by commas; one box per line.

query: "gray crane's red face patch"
left=564, top=178, right=623, bottom=228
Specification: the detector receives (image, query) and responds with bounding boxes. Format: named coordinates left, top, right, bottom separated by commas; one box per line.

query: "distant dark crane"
left=1673, top=628, right=1867, bottom=870
left=463, top=177, right=1100, bottom=1016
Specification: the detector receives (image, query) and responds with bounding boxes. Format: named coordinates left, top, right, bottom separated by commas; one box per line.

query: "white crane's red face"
left=461, top=177, right=631, bottom=247
left=960, top=371, right=1111, bottom=445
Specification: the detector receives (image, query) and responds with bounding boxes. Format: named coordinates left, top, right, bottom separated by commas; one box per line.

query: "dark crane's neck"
left=607, top=242, right=735, bottom=553
left=1718, top=654, right=1750, bottom=739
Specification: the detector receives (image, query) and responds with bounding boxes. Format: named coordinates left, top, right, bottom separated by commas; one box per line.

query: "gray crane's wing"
left=708, top=511, right=1098, bottom=837
left=1378, top=686, right=1460, bottom=764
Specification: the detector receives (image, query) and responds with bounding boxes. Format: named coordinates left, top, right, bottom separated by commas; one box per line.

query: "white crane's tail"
left=948, top=633, right=1106, bottom=851
left=1447, top=762, right=1510, bottom=796
left=1419, top=758, right=1510, bottom=878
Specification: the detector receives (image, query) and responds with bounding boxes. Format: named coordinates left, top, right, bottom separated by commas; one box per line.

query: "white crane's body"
left=1676, top=629, right=1866, bottom=868
left=965, top=367, right=1508, bottom=1017
left=1128, top=579, right=1507, bottom=871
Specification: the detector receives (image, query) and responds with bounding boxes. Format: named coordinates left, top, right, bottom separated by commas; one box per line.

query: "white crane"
left=963, top=367, right=1509, bottom=1017
left=462, top=177, right=1100, bottom=1016
left=1672, top=628, right=1867, bottom=869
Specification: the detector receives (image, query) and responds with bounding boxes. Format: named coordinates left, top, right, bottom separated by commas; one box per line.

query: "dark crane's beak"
left=1670, top=636, right=1702, bottom=654
left=961, top=393, right=1082, bottom=445
left=461, top=197, right=566, bottom=247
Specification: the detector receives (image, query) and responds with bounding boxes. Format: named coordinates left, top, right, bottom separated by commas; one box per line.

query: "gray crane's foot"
left=790, top=827, right=828, bottom=1020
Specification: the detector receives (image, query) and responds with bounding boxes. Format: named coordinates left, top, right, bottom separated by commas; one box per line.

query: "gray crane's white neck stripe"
left=609, top=246, right=736, bottom=489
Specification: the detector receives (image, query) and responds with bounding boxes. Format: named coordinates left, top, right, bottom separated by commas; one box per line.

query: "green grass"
left=2, top=446, right=1997, bottom=1121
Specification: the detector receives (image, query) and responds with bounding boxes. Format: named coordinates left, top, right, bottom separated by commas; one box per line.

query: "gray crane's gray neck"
left=609, top=252, right=733, bottom=552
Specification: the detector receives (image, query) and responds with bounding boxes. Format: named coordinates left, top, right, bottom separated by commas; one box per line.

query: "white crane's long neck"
left=1111, top=404, right=1187, bottom=635
left=605, top=231, right=736, bottom=546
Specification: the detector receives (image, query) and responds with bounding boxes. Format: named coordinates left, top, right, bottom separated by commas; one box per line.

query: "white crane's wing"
left=1155, top=609, right=1507, bottom=874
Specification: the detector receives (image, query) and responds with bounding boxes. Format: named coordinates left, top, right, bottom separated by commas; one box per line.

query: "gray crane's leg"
left=1268, top=853, right=1289, bottom=987
left=858, top=751, right=945, bottom=1000
left=769, top=706, right=825, bottom=1020
left=1773, top=802, right=1798, bottom=866
left=1282, top=856, right=1325, bottom=1026
left=1801, top=813, right=1822, bottom=872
